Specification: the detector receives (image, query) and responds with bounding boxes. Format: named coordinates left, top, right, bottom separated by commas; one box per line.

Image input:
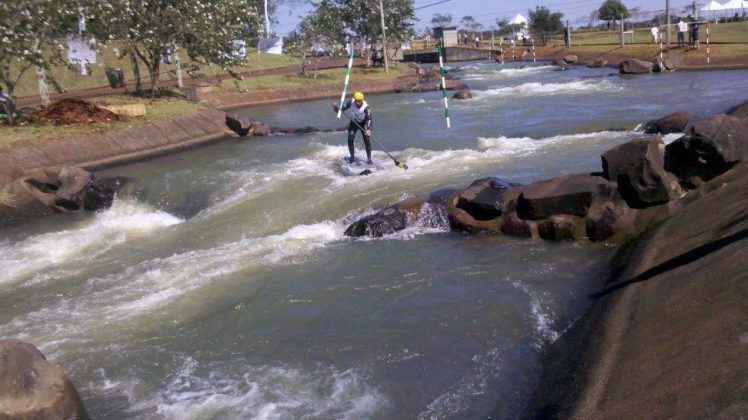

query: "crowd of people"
left=651, top=16, right=702, bottom=49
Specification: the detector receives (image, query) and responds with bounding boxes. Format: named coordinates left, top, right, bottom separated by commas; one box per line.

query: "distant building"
left=433, top=26, right=458, bottom=47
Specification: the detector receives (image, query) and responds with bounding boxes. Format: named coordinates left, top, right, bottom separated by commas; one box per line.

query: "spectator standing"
left=677, top=19, right=688, bottom=47
left=474, top=34, right=480, bottom=48
left=691, top=21, right=700, bottom=49
left=650, top=26, right=659, bottom=44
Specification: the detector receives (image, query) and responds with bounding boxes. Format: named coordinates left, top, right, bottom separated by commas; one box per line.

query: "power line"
left=414, top=0, right=452, bottom=11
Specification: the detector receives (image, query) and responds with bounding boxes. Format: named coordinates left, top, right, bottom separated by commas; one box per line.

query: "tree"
left=303, top=0, right=415, bottom=65
left=0, top=0, right=78, bottom=124
left=430, top=13, right=452, bottom=28
left=528, top=6, right=563, bottom=44
left=86, top=0, right=260, bottom=97
left=598, top=0, right=630, bottom=24
left=291, top=5, right=343, bottom=76
left=460, top=15, right=482, bottom=33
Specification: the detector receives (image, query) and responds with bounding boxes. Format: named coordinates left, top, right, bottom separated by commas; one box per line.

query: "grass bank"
left=11, top=43, right=303, bottom=97
left=211, top=65, right=408, bottom=92
left=0, top=94, right=207, bottom=151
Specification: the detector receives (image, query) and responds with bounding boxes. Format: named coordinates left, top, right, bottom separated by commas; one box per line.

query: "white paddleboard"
left=340, top=157, right=385, bottom=176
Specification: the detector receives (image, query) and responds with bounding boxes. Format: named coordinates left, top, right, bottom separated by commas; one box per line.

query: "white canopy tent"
left=701, top=0, right=727, bottom=10
left=701, top=0, right=727, bottom=21
left=507, top=14, right=529, bottom=40
left=720, top=0, right=748, bottom=11
left=508, top=14, right=528, bottom=26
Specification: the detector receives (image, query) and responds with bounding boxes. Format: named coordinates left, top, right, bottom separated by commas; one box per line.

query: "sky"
left=274, top=0, right=703, bottom=36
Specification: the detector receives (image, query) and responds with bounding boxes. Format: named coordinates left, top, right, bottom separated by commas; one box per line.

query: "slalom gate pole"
left=437, top=44, right=451, bottom=129
left=342, top=111, right=408, bottom=170
left=337, top=43, right=355, bottom=119
left=706, top=23, right=710, bottom=64
left=532, top=39, right=536, bottom=62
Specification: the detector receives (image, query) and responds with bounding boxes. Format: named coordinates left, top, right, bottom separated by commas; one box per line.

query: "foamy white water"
left=0, top=199, right=182, bottom=288
left=477, top=79, right=622, bottom=98
left=4, top=61, right=740, bottom=419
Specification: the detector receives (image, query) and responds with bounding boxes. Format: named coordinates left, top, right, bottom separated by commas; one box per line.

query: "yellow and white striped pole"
left=437, top=45, right=451, bottom=128
left=337, top=43, right=355, bottom=119
left=706, top=23, right=710, bottom=64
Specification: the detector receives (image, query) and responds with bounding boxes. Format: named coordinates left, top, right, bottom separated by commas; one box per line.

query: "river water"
left=1, top=62, right=746, bottom=419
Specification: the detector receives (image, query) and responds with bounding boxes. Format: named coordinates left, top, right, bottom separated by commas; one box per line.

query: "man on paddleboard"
left=332, top=91, right=373, bottom=164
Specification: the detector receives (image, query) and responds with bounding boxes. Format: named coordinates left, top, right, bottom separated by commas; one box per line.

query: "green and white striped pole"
left=337, top=42, right=355, bottom=119
left=437, top=45, right=451, bottom=129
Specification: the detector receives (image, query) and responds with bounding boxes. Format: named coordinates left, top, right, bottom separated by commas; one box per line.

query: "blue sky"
left=275, top=0, right=702, bottom=36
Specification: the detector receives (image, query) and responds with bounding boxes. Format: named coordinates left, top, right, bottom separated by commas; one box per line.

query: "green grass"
left=211, top=65, right=409, bottom=92
left=10, top=41, right=302, bottom=97
left=0, top=94, right=207, bottom=150
left=566, top=21, right=748, bottom=46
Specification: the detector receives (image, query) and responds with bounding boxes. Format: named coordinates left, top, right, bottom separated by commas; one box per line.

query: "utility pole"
left=378, top=0, right=390, bottom=73
left=666, top=0, right=671, bottom=47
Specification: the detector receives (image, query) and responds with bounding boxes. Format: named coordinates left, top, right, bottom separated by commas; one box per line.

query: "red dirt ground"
left=34, top=98, right=122, bottom=125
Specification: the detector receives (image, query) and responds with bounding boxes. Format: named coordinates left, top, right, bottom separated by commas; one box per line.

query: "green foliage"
left=529, top=6, right=564, bottom=40
left=300, top=0, right=415, bottom=54
left=0, top=0, right=80, bottom=123
left=430, top=13, right=452, bottom=28
left=85, top=0, right=262, bottom=97
left=598, top=0, right=631, bottom=22
left=460, top=16, right=482, bottom=33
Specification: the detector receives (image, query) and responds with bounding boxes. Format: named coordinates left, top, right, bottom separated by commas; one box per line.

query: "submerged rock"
left=643, top=111, right=690, bottom=135
left=619, top=59, right=653, bottom=74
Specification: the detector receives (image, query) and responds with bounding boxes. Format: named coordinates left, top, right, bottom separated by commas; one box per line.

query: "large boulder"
left=587, top=58, right=608, bottom=68
left=500, top=211, right=536, bottom=238
left=619, top=59, right=653, bottom=74
left=662, top=54, right=680, bottom=71
left=225, top=114, right=253, bottom=136
left=602, top=136, right=682, bottom=207
left=515, top=174, right=616, bottom=220
left=0, top=338, right=89, bottom=419
left=344, top=205, right=408, bottom=237
left=54, top=166, right=93, bottom=211
left=726, top=99, right=748, bottom=120
left=643, top=111, right=691, bottom=134
left=452, top=90, right=472, bottom=100
left=344, top=190, right=454, bottom=237
left=537, top=214, right=586, bottom=241
left=665, top=113, right=748, bottom=186
left=0, top=168, right=131, bottom=225
left=585, top=201, right=630, bottom=242
left=225, top=115, right=269, bottom=137
left=83, top=176, right=133, bottom=211
left=563, top=55, right=578, bottom=64
left=447, top=177, right=518, bottom=233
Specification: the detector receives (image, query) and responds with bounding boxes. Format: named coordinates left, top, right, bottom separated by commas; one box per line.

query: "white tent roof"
left=721, top=0, right=748, bottom=9
left=508, top=14, right=528, bottom=26
left=701, top=0, right=726, bottom=10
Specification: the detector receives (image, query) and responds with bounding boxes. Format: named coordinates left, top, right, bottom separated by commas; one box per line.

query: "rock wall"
left=524, top=162, right=748, bottom=418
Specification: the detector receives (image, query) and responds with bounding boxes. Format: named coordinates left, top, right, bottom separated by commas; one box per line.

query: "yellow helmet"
left=353, top=91, right=364, bottom=101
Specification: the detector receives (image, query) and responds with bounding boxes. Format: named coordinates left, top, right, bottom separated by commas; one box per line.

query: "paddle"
left=341, top=110, right=408, bottom=170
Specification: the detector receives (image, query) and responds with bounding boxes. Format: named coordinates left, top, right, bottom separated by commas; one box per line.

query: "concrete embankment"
left=0, top=108, right=233, bottom=186
left=205, top=75, right=420, bottom=109
left=524, top=163, right=748, bottom=418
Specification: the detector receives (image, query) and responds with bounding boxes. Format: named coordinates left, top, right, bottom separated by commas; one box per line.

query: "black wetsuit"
left=338, top=99, right=372, bottom=161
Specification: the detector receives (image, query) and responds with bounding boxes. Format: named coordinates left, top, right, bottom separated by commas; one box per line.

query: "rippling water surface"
left=1, top=62, right=746, bottom=419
